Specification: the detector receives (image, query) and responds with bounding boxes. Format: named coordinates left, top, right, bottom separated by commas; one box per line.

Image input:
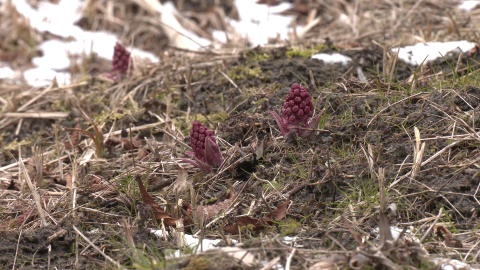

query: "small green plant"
left=278, top=218, right=301, bottom=236
left=286, top=47, right=318, bottom=58
left=227, top=66, right=262, bottom=80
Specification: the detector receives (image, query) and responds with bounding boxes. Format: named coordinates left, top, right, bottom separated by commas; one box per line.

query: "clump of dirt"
left=0, top=225, right=78, bottom=269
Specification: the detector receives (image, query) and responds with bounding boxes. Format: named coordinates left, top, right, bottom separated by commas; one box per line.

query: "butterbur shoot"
left=270, top=83, right=323, bottom=139
left=107, top=42, right=133, bottom=81
left=182, top=121, right=223, bottom=173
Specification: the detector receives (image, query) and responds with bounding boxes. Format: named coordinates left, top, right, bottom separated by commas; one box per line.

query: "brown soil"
left=2, top=0, right=480, bottom=269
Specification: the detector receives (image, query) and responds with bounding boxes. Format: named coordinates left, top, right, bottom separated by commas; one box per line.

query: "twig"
left=285, top=248, right=296, bottom=270
left=72, top=225, right=126, bottom=270
left=18, top=150, right=48, bottom=227
left=419, top=208, right=443, bottom=243
left=12, top=229, right=23, bottom=270
left=260, top=256, right=281, bottom=270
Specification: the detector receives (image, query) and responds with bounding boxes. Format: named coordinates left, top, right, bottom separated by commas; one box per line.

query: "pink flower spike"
left=182, top=121, right=223, bottom=173
left=112, top=42, right=133, bottom=75
left=271, top=83, right=321, bottom=139
left=105, top=42, right=133, bottom=82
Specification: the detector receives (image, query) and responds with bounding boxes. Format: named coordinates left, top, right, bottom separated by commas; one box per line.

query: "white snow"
left=395, top=41, right=476, bottom=66
left=229, top=0, right=298, bottom=46
left=459, top=0, right=480, bottom=11
left=0, top=65, right=16, bottom=80
left=311, top=53, right=352, bottom=65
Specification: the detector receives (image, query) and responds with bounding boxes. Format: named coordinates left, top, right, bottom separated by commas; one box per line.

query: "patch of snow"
left=372, top=226, right=421, bottom=245
left=433, top=258, right=478, bottom=270
left=8, top=0, right=83, bottom=39
left=23, top=67, right=71, bottom=87
left=151, top=229, right=239, bottom=256
left=231, top=0, right=298, bottom=46
left=162, top=2, right=211, bottom=49
left=282, top=236, right=299, bottom=247
left=459, top=0, right=480, bottom=11
left=311, top=53, right=352, bottom=65
left=395, top=41, right=476, bottom=66
left=0, top=65, right=16, bottom=79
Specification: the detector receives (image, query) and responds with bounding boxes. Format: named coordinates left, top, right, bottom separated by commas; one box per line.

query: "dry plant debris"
left=3, top=0, right=480, bottom=269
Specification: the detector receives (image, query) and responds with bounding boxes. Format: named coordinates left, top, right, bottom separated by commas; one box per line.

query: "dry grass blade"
left=18, top=150, right=48, bottom=227
left=3, top=112, right=70, bottom=119
left=260, top=256, right=281, bottom=270
left=419, top=208, right=443, bottom=243
left=136, top=176, right=177, bottom=226
left=411, top=127, right=426, bottom=181
left=72, top=225, right=126, bottom=270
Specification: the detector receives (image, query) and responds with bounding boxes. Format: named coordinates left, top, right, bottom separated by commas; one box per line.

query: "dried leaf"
left=436, top=225, right=463, bottom=248
left=65, top=121, right=81, bottom=150
left=197, top=191, right=235, bottom=220
left=224, top=216, right=266, bottom=234
left=173, top=169, right=189, bottom=194
left=65, top=174, right=72, bottom=189
left=3, top=211, right=36, bottom=229
left=267, top=199, right=290, bottom=221
left=136, top=176, right=177, bottom=226
left=137, top=148, right=149, bottom=159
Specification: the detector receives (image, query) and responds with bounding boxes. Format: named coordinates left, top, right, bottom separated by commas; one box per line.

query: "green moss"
left=4, top=137, right=33, bottom=150
left=93, top=108, right=134, bottom=124
left=185, top=256, right=211, bottom=270
left=286, top=47, right=319, bottom=58
left=227, top=66, right=263, bottom=80
left=261, top=180, right=284, bottom=192
left=246, top=51, right=271, bottom=62
left=278, top=218, right=301, bottom=236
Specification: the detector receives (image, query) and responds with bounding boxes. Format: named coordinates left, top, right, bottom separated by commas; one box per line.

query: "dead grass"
left=2, top=0, right=480, bottom=269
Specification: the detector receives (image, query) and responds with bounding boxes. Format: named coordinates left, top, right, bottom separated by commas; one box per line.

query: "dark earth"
left=2, top=1, right=480, bottom=269
left=2, top=42, right=480, bottom=269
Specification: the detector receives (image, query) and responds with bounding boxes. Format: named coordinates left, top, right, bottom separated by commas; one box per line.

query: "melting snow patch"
left=395, top=41, right=476, bottom=66
left=151, top=229, right=239, bottom=256
left=23, top=67, right=71, bottom=87
left=230, top=0, right=297, bottom=46
left=459, top=0, right=480, bottom=11
left=0, top=65, right=16, bottom=80
left=433, top=258, right=478, bottom=270
left=311, top=53, right=352, bottom=65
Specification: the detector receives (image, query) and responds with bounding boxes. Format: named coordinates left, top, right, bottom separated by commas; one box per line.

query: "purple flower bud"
left=270, top=83, right=324, bottom=139
left=112, top=42, right=133, bottom=75
left=182, top=121, right=223, bottom=173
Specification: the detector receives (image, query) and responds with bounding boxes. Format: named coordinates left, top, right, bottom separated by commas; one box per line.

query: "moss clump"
left=185, top=256, right=211, bottom=270
left=286, top=44, right=327, bottom=58
left=286, top=48, right=317, bottom=58
left=246, top=51, right=271, bottom=62
left=278, top=218, right=301, bottom=236
left=227, top=66, right=263, bottom=80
